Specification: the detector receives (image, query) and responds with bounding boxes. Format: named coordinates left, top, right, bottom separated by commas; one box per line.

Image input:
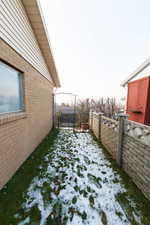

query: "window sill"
left=0, top=112, right=27, bottom=126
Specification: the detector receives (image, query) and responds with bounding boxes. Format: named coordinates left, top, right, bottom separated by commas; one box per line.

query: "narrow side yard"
left=0, top=129, right=150, bottom=225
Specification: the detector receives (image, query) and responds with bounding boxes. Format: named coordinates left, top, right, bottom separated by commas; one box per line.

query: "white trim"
left=121, top=58, right=150, bottom=87
left=22, top=0, right=61, bottom=87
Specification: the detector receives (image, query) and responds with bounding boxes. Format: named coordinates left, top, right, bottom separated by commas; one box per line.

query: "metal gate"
left=56, top=112, right=76, bottom=128
left=54, top=92, right=77, bottom=129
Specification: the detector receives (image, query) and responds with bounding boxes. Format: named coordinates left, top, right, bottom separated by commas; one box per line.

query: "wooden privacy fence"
left=89, top=111, right=150, bottom=201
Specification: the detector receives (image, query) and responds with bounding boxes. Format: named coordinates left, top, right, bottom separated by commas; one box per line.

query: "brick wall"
left=0, top=39, right=54, bottom=189
left=92, top=114, right=99, bottom=139
left=101, top=123, right=118, bottom=159
left=89, top=113, right=118, bottom=159
left=89, top=112, right=150, bottom=201
left=122, top=134, right=150, bottom=200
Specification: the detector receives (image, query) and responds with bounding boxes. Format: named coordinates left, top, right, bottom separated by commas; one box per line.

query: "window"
left=0, top=61, right=24, bottom=114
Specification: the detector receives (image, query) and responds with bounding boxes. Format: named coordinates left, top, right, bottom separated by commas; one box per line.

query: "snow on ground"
left=16, top=129, right=144, bottom=225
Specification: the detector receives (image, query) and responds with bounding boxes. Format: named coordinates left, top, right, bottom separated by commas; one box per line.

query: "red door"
left=127, top=76, right=150, bottom=124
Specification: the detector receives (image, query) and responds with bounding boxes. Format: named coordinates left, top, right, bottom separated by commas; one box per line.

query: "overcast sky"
left=40, top=0, right=150, bottom=100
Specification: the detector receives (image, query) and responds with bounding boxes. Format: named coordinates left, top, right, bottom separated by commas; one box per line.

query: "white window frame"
left=0, top=61, right=25, bottom=115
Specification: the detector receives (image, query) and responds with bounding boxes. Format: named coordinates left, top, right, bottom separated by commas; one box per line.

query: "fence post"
left=89, top=111, right=93, bottom=130
left=117, top=114, right=128, bottom=168
left=98, top=113, right=104, bottom=140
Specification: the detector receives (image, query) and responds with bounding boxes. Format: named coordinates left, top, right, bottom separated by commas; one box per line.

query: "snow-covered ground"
left=16, top=129, right=145, bottom=225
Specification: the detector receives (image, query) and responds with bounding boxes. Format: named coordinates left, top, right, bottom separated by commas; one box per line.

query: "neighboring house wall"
left=0, top=39, right=53, bottom=189
left=0, top=0, right=53, bottom=83
left=90, top=112, right=150, bottom=201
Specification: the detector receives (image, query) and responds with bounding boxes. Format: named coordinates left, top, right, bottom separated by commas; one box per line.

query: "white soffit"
left=22, top=0, right=61, bottom=87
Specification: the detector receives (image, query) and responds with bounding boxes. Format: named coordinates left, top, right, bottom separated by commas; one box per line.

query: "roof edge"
left=121, top=58, right=150, bottom=87
left=22, top=0, right=61, bottom=87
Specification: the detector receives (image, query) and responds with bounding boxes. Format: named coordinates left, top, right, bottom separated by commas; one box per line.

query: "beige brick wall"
left=89, top=112, right=93, bottom=130
left=122, top=134, right=150, bottom=200
left=0, top=39, right=54, bottom=189
left=92, top=115, right=99, bottom=139
left=90, top=112, right=150, bottom=201
left=91, top=114, right=118, bottom=159
left=101, top=123, right=118, bottom=159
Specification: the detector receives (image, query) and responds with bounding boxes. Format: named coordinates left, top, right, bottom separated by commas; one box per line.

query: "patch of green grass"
left=87, top=173, right=102, bottom=188
left=68, top=206, right=75, bottom=221
left=74, top=185, right=80, bottom=192
left=1, top=128, right=150, bottom=225
left=101, top=211, right=108, bottom=225
left=75, top=209, right=87, bottom=221
left=84, top=156, right=91, bottom=164
left=89, top=195, right=95, bottom=208
left=46, top=216, right=59, bottom=225
left=82, top=211, right=87, bottom=220
left=29, top=204, right=41, bottom=223
left=112, top=178, right=120, bottom=183
left=101, top=171, right=106, bottom=175
left=115, top=210, right=123, bottom=218
left=83, top=190, right=88, bottom=198
left=87, top=186, right=92, bottom=193
left=0, top=129, right=60, bottom=225
left=116, top=192, right=150, bottom=225
left=77, top=167, right=84, bottom=178
left=72, top=196, right=77, bottom=204
left=74, top=177, right=77, bottom=183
